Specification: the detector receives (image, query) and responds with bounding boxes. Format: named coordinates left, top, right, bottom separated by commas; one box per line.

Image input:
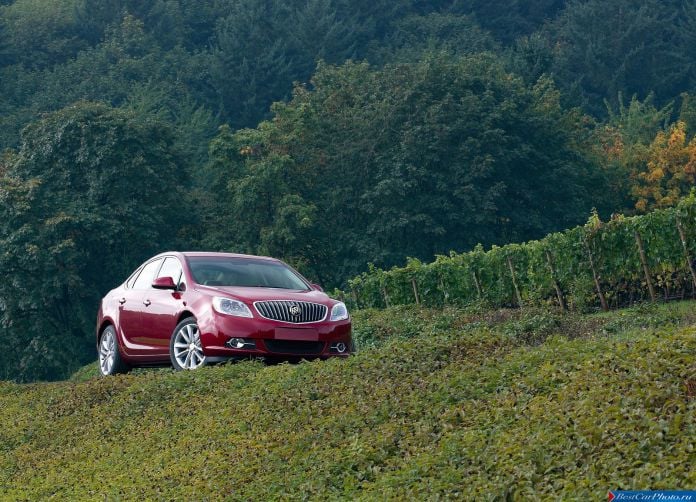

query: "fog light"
left=330, top=342, right=347, bottom=353
left=226, top=338, right=256, bottom=349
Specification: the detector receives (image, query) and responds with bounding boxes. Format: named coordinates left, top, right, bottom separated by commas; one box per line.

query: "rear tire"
left=98, top=325, right=130, bottom=376
left=170, top=317, right=207, bottom=371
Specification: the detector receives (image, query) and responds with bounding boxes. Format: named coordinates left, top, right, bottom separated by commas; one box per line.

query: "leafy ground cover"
left=1, top=302, right=694, bottom=499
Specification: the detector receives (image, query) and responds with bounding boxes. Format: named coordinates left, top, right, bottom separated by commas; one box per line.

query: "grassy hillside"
left=1, top=302, right=694, bottom=500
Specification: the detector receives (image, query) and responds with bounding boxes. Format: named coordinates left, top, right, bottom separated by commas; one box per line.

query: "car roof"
left=168, top=251, right=280, bottom=262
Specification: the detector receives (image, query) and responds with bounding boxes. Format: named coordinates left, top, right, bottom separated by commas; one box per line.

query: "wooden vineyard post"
left=676, top=218, right=696, bottom=290
left=472, top=270, right=483, bottom=299
left=438, top=275, right=448, bottom=304
left=351, top=288, right=359, bottom=310
left=381, top=286, right=391, bottom=308
left=507, top=256, right=523, bottom=307
left=411, top=278, right=421, bottom=306
left=584, top=238, right=609, bottom=312
left=545, top=250, right=567, bottom=310
left=634, top=230, right=656, bottom=302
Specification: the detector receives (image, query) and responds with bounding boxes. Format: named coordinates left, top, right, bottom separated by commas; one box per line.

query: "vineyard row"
left=339, top=194, right=696, bottom=312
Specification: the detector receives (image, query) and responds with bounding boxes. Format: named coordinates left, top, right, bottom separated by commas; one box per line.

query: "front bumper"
left=198, top=311, right=352, bottom=359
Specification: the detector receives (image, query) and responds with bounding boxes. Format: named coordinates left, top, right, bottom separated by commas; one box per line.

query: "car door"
left=116, top=265, right=145, bottom=355
left=118, top=257, right=163, bottom=356
left=140, top=256, right=186, bottom=355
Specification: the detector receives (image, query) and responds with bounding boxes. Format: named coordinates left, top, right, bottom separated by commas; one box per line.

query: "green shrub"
left=0, top=303, right=693, bottom=499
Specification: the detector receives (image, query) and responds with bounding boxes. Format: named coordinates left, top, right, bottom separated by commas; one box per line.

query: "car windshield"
left=187, top=257, right=310, bottom=290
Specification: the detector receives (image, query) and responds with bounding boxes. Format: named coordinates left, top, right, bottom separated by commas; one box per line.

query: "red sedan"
left=96, top=252, right=352, bottom=375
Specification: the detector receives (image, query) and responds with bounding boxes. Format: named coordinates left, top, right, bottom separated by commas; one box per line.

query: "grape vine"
left=340, top=194, right=696, bottom=312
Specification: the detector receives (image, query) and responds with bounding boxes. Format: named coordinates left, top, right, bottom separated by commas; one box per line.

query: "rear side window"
left=157, top=257, right=183, bottom=287
left=126, top=267, right=142, bottom=289
left=132, top=259, right=163, bottom=290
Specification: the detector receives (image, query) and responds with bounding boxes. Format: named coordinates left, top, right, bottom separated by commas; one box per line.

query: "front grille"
left=264, top=340, right=325, bottom=355
left=254, top=301, right=327, bottom=323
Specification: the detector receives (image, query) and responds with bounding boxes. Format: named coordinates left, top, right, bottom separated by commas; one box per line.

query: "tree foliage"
left=590, top=94, right=696, bottom=213
left=448, top=0, right=568, bottom=44
left=549, top=0, right=688, bottom=116
left=634, top=121, right=696, bottom=211
left=589, top=94, right=674, bottom=210
left=2, top=0, right=696, bottom=381
left=205, top=55, right=608, bottom=286
left=0, top=102, right=187, bottom=381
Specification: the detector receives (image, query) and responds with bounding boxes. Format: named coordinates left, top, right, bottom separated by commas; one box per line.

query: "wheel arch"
left=97, top=318, right=129, bottom=362
left=177, top=310, right=196, bottom=325
left=97, top=318, right=115, bottom=342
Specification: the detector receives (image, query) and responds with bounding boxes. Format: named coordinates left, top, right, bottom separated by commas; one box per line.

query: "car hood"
left=195, top=285, right=333, bottom=304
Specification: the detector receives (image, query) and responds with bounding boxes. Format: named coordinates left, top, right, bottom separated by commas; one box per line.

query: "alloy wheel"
left=99, top=330, right=116, bottom=375
left=173, top=323, right=206, bottom=370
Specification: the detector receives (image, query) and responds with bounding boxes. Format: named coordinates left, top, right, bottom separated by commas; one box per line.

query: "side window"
left=132, top=259, right=163, bottom=290
left=157, top=257, right=183, bottom=287
left=126, top=266, right=143, bottom=289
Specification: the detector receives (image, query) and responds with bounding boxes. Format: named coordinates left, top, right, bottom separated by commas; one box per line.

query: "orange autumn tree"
left=633, top=121, right=696, bottom=212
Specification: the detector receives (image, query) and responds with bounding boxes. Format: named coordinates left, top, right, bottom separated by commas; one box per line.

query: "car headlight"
left=212, top=297, right=253, bottom=318
left=330, top=302, right=349, bottom=321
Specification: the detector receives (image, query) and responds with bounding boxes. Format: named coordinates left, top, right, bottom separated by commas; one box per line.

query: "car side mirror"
left=311, top=283, right=324, bottom=292
left=152, top=276, right=177, bottom=290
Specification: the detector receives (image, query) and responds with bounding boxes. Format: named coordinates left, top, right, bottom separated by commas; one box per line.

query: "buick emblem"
left=289, top=305, right=301, bottom=316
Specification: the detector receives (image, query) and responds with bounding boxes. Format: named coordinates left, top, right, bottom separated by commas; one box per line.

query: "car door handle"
left=143, top=299, right=151, bottom=306
left=119, top=298, right=126, bottom=304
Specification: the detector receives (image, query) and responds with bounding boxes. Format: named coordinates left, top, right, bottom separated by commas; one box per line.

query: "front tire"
left=170, top=317, right=207, bottom=371
left=99, top=325, right=130, bottom=376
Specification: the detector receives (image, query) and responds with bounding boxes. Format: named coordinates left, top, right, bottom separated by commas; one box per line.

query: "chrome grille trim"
left=253, top=300, right=328, bottom=323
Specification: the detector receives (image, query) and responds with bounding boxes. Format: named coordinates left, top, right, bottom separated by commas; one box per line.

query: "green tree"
left=506, top=32, right=555, bottom=85
left=370, top=13, right=498, bottom=64
left=0, top=0, right=87, bottom=69
left=206, top=55, right=608, bottom=286
left=599, top=95, right=673, bottom=211
left=0, top=102, right=187, bottom=381
left=677, top=0, right=696, bottom=92
left=209, top=1, right=295, bottom=129
left=448, top=0, right=567, bottom=44
left=549, top=0, right=688, bottom=116
left=0, top=14, right=217, bottom=152
left=207, top=0, right=408, bottom=129
left=677, top=93, right=696, bottom=134
left=73, top=0, right=225, bottom=49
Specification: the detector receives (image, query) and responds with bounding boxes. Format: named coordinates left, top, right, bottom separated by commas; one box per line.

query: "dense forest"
left=2, top=0, right=696, bottom=380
